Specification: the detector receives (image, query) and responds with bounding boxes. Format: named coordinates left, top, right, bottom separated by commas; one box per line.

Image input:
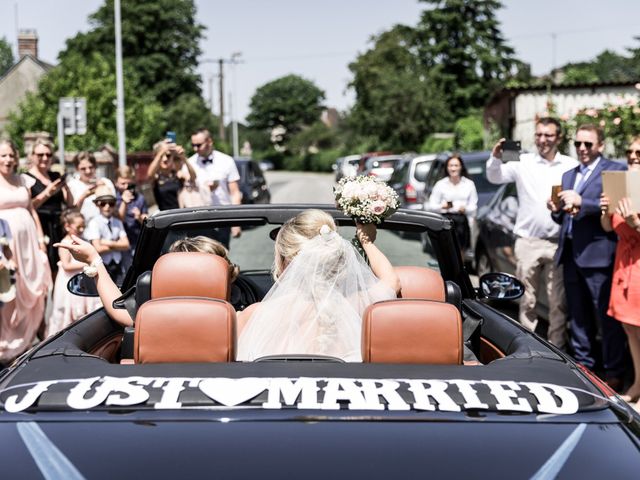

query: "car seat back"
left=361, top=299, right=462, bottom=364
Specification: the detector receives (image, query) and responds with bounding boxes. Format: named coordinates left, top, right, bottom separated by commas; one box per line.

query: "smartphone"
left=127, top=183, right=136, bottom=193
left=446, top=201, right=453, bottom=209
left=165, top=131, right=177, bottom=143
left=502, top=139, right=521, bottom=163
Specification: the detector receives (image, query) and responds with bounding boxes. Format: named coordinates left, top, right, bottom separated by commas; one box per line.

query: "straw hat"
left=93, top=184, right=116, bottom=203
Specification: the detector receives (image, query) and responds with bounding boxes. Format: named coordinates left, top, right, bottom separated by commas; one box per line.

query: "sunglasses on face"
left=191, top=143, right=203, bottom=149
left=626, top=149, right=640, bottom=157
left=573, top=141, right=594, bottom=150
left=35, top=152, right=53, bottom=159
left=96, top=200, right=116, bottom=207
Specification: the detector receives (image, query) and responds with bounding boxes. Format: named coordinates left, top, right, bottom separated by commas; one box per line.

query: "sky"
left=0, top=0, right=639, bottom=123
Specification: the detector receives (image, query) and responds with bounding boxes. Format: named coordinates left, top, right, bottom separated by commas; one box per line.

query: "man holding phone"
left=187, top=128, right=242, bottom=248
left=486, top=117, right=576, bottom=349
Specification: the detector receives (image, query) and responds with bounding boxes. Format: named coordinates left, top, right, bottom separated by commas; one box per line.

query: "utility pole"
left=230, top=52, right=242, bottom=158
left=218, top=59, right=225, bottom=141
left=114, top=0, right=127, bottom=167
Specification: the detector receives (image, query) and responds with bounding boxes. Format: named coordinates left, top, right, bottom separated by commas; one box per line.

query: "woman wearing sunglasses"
left=148, top=139, right=196, bottom=211
left=21, top=139, right=73, bottom=273
left=600, top=136, right=640, bottom=410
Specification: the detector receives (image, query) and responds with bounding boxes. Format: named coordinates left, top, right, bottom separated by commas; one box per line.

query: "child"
left=84, top=185, right=130, bottom=283
left=114, top=166, right=148, bottom=271
left=47, top=209, right=101, bottom=337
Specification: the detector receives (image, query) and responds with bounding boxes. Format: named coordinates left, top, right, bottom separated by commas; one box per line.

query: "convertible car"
left=0, top=205, right=639, bottom=478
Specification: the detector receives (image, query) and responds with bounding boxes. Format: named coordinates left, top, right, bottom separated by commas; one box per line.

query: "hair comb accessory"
left=319, top=224, right=333, bottom=241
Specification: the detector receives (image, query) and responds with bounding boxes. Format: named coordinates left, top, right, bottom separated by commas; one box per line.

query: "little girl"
left=47, top=209, right=101, bottom=337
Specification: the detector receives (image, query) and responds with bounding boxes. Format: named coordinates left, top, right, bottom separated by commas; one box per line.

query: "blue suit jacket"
left=553, top=157, right=626, bottom=268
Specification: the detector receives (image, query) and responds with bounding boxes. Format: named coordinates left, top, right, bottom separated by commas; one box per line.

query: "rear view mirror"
left=479, top=272, right=524, bottom=301
left=67, top=273, right=99, bottom=297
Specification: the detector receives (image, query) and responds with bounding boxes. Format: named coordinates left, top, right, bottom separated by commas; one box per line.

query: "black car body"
left=234, top=158, right=271, bottom=204
left=0, top=205, right=638, bottom=477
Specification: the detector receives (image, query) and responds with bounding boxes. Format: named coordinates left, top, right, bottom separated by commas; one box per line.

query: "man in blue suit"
left=550, top=124, right=627, bottom=390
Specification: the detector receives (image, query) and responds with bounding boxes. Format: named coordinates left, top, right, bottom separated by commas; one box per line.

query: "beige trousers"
left=514, top=237, right=567, bottom=348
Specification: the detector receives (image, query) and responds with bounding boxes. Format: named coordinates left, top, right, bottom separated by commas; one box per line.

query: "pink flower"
left=635, top=83, right=640, bottom=90
left=370, top=200, right=386, bottom=215
left=560, top=114, right=569, bottom=121
left=599, top=120, right=606, bottom=127
left=586, top=109, right=598, bottom=118
left=613, top=117, right=622, bottom=125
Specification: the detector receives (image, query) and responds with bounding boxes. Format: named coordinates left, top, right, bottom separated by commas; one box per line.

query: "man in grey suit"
left=549, top=123, right=627, bottom=391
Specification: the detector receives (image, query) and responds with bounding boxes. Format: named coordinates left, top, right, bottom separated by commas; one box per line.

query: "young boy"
left=84, top=185, right=130, bottom=283
left=114, top=166, right=148, bottom=271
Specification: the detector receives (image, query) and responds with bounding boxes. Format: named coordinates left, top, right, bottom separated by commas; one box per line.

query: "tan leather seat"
left=151, top=252, right=230, bottom=301
left=134, top=297, right=236, bottom=363
left=362, top=299, right=462, bottom=364
left=395, top=266, right=445, bottom=301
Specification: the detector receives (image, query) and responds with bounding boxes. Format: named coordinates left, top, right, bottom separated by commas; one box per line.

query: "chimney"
left=18, top=29, right=38, bottom=59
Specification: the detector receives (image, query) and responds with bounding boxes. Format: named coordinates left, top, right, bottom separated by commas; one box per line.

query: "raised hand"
left=615, top=197, right=640, bottom=229
left=54, top=234, right=100, bottom=265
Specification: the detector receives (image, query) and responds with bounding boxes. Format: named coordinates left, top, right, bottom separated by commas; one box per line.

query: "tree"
left=162, top=93, right=218, bottom=147
left=247, top=74, right=325, bottom=146
left=561, top=50, right=635, bottom=84
left=348, top=26, right=452, bottom=151
left=0, top=37, right=13, bottom=77
left=61, top=0, right=204, bottom=106
left=414, top=0, right=520, bottom=119
left=7, top=52, right=164, bottom=152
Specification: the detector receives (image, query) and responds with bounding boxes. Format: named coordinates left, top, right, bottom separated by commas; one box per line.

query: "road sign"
left=58, top=97, right=87, bottom=135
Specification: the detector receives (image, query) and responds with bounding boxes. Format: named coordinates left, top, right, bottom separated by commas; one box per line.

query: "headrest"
left=151, top=252, right=230, bottom=301
left=395, top=266, right=445, bottom=301
left=134, top=297, right=236, bottom=363
left=362, top=299, right=462, bottom=364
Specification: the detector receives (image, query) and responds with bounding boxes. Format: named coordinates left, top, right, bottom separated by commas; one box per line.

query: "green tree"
left=348, top=26, right=452, bottom=151
left=0, top=37, right=14, bottom=76
left=247, top=74, right=325, bottom=146
left=7, top=52, right=164, bottom=151
left=61, top=0, right=204, bottom=106
left=415, top=0, right=520, bottom=119
left=561, top=50, right=635, bottom=84
left=162, top=93, right=218, bottom=147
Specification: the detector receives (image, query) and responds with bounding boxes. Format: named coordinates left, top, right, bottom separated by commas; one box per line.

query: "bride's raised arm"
left=356, top=223, right=400, bottom=295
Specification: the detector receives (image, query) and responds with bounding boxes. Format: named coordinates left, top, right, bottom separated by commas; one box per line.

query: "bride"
left=236, top=209, right=400, bottom=362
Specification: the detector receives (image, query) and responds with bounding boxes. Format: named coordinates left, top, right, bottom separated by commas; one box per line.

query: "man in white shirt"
left=486, top=117, right=577, bottom=349
left=188, top=128, right=242, bottom=247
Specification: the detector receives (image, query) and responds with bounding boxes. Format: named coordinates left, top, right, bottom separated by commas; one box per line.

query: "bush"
left=421, top=133, right=454, bottom=153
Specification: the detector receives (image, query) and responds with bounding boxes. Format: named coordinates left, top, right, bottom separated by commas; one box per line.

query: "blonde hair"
left=273, top=209, right=336, bottom=279
left=116, top=165, right=135, bottom=180
left=29, top=138, right=54, bottom=157
left=169, top=236, right=239, bottom=282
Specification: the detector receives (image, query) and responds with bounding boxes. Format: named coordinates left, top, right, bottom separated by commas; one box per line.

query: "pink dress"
left=0, top=181, right=52, bottom=361
left=47, top=243, right=102, bottom=337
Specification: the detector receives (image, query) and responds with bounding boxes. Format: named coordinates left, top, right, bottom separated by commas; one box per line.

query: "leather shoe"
left=605, top=377, right=625, bottom=394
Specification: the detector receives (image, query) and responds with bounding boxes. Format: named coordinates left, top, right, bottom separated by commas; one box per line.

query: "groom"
left=550, top=123, right=627, bottom=391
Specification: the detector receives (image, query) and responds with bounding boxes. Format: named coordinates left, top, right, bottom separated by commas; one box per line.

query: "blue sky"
left=1, top=0, right=639, bottom=122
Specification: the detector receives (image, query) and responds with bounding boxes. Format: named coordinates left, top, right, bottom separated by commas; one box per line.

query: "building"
left=0, top=30, right=53, bottom=134
left=484, top=82, right=640, bottom=152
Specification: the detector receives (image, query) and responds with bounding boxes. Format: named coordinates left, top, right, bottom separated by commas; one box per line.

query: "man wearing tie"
left=188, top=128, right=242, bottom=247
left=550, top=123, right=627, bottom=391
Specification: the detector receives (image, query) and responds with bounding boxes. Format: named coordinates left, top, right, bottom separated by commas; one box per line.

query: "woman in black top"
left=148, top=140, right=196, bottom=211
left=21, top=139, right=73, bottom=271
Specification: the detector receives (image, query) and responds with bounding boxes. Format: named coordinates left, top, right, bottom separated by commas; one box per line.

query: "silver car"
left=388, top=154, right=436, bottom=209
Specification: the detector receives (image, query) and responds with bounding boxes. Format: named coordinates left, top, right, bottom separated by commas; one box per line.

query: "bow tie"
left=200, top=157, right=212, bottom=165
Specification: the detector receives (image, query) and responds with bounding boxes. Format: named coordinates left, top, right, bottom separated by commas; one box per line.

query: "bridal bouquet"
left=334, top=175, right=399, bottom=224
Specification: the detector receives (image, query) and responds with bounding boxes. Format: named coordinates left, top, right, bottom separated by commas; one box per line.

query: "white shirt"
left=67, top=177, right=116, bottom=223
left=84, top=214, right=127, bottom=264
left=187, top=150, right=240, bottom=206
left=486, top=151, right=577, bottom=239
left=426, top=176, right=478, bottom=222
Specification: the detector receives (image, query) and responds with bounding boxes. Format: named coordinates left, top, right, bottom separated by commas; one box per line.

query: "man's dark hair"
left=536, top=117, right=562, bottom=136
left=576, top=123, right=605, bottom=144
left=192, top=128, right=212, bottom=140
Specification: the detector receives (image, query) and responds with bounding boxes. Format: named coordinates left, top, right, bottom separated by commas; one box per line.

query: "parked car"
left=474, top=183, right=550, bottom=319
left=388, top=153, right=436, bottom=209
left=333, top=154, right=362, bottom=182
left=234, top=158, right=271, bottom=204
left=362, top=154, right=404, bottom=182
left=421, top=151, right=500, bottom=264
left=1, top=204, right=638, bottom=478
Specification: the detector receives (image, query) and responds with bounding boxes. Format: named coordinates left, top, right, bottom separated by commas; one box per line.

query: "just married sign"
left=1, top=376, right=580, bottom=415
